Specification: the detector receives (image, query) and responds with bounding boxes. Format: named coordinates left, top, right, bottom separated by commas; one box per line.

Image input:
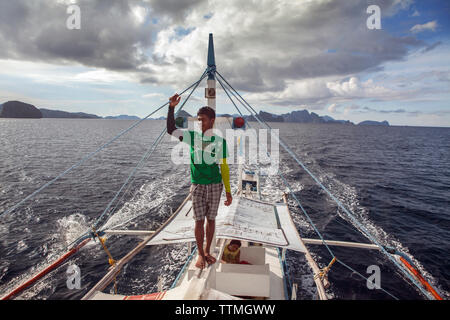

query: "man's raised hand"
left=169, top=94, right=181, bottom=108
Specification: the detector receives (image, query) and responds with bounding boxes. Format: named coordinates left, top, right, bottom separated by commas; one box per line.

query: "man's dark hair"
left=197, top=106, right=216, bottom=119
left=230, top=239, right=241, bottom=247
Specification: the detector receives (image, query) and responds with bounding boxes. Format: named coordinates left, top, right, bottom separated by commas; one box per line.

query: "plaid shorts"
left=190, top=183, right=223, bottom=221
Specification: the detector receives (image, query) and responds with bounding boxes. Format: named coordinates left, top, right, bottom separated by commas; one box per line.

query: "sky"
left=0, top=0, right=449, bottom=127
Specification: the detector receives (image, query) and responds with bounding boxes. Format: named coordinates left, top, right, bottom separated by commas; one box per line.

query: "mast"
left=206, top=33, right=216, bottom=111
left=206, top=33, right=218, bottom=251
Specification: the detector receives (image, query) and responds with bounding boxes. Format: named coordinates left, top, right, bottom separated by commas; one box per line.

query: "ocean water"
left=0, top=118, right=448, bottom=300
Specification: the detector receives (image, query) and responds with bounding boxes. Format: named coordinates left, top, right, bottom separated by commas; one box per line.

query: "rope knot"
left=314, top=257, right=337, bottom=284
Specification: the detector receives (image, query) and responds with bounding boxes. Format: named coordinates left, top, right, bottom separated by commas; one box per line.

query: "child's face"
left=229, top=244, right=240, bottom=252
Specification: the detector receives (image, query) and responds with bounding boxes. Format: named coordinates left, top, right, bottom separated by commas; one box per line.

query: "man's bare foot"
left=205, top=253, right=216, bottom=265
left=195, top=255, right=206, bottom=269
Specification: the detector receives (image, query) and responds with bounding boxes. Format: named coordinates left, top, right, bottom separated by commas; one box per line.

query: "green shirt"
left=182, top=130, right=228, bottom=184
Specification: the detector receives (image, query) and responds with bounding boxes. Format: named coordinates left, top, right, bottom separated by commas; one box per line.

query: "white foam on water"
left=56, top=212, right=91, bottom=248
left=316, top=170, right=449, bottom=299
left=16, top=240, right=28, bottom=253
left=0, top=211, right=94, bottom=299
left=249, top=152, right=448, bottom=299
left=15, top=272, right=57, bottom=300
left=0, top=247, right=66, bottom=299
left=0, top=261, right=10, bottom=283
left=101, top=174, right=186, bottom=231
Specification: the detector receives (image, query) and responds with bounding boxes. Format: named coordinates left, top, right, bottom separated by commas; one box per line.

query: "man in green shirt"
left=167, top=94, right=232, bottom=269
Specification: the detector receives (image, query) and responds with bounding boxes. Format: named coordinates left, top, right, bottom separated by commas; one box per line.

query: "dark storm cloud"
left=148, top=0, right=206, bottom=21
left=0, top=0, right=428, bottom=94
left=0, top=0, right=154, bottom=70
left=211, top=0, right=424, bottom=93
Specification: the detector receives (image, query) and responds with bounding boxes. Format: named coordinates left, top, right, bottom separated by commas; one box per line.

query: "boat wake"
left=102, top=171, right=190, bottom=231
left=313, top=165, right=449, bottom=299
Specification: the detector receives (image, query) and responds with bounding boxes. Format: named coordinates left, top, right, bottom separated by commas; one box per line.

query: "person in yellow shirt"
left=221, top=240, right=242, bottom=264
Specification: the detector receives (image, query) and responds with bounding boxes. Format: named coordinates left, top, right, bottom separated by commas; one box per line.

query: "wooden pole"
left=102, top=230, right=155, bottom=237
left=302, top=238, right=381, bottom=250
left=282, top=194, right=328, bottom=300
left=2, top=238, right=91, bottom=300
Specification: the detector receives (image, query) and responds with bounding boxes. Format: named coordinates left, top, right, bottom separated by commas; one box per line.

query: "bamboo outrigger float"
left=1, top=34, right=443, bottom=301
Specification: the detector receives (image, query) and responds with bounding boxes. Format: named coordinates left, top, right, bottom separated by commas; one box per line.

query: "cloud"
left=2, top=0, right=444, bottom=122
left=326, top=77, right=395, bottom=99
left=147, top=0, right=207, bottom=22
left=0, top=0, right=425, bottom=93
left=361, top=106, right=409, bottom=114
left=238, top=73, right=428, bottom=110
left=343, top=105, right=450, bottom=118
left=0, top=0, right=155, bottom=71
left=422, top=41, right=442, bottom=53
left=142, top=92, right=165, bottom=99
left=327, top=103, right=338, bottom=113
left=141, top=0, right=425, bottom=99
left=338, top=104, right=426, bottom=117
left=410, top=20, right=438, bottom=33
left=344, top=104, right=360, bottom=115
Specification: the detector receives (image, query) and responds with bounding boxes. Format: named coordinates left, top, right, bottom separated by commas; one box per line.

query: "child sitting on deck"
left=221, top=240, right=251, bottom=264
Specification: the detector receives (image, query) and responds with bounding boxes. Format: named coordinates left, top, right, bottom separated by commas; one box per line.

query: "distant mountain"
left=321, top=115, right=334, bottom=122
left=217, top=113, right=235, bottom=118
left=358, top=120, right=390, bottom=126
left=245, top=111, right=284, bottom=122
left=321, top=115, right=353, bottom=124
left=150, top=110, right=192, bottom=120
left=40, top=108, right=101, bottom=119
left=0, top=100, right=387, bottom=126
left=104, top=115, right=140, bottom=120
left=282, top=110, right=324, bottom=123
left=241, top=110, right=354, bottom=125
left=177, top=110, right=192, bottom=118
left=0, top=101, right=42, bottom=118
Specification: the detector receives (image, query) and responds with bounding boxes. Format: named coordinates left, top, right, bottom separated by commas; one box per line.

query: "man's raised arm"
left=167, top=94, right=184, bottom=141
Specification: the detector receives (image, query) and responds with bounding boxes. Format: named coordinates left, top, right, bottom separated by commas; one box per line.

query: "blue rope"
left=94, top=70, right=208, bottom=231
left=216, top=74, right=335, bottom=258
left=216, top=70, right=434, bottom=300
left=105, top=69, right=209, bottom=225
left=0, top=71, right=208, bottom=219
left=219, top=76, right=402, bottom=299
left=92, top=128, right=167, bottom=230
left=171, top=246, right=197, bottom=289
left=336, top=258, right=399, bottom=300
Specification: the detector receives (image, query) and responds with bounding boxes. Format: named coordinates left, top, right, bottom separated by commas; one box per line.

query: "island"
left=243, top=110, right=353, bottom=124
left=358, top=120, right=390, bottom=126
left=40, top=108, right=101, bottom=119
left=104, top=115, right=141, bottom=120
left=0, top=100, right=389, bottom=126
left=0, top=101, right=42, bottom=118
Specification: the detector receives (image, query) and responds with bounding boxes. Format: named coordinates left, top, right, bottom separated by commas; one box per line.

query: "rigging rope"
left=217, top=70, right=436, bottom=300
left=92, top=128, right=167, bottom=230
left=2, top=70, right=208, bottom=287
left=216, top=75, right=336, bottom=258
left=92, top=228, right=119, bottom=294
left=2, top=60, right=437, bottom=300
left=216, top=71, right=413, bottom=300
left=0, top=70, right=209, bottom=300
left=0, top=71, right=207, bottom=220
left=95, top=70, right=208, bottom=232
